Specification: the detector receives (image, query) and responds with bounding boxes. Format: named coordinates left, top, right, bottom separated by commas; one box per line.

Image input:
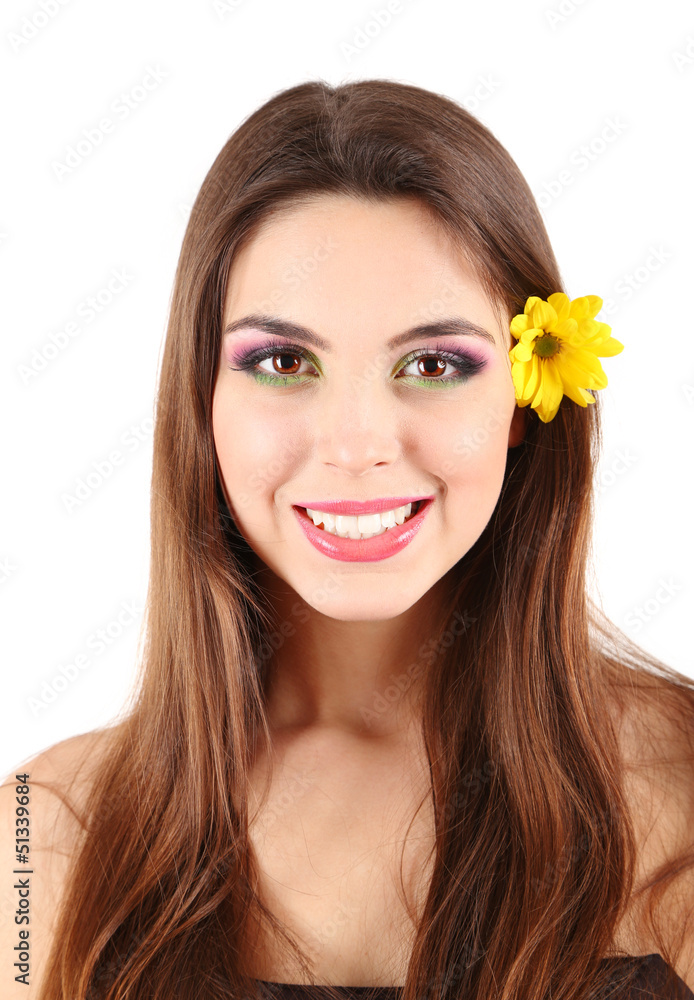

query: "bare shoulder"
left=0, top=728, right=119, bottom=998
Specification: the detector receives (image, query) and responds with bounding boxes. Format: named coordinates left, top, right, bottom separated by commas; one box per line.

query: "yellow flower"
left=508, top=293, right=624, bottom=424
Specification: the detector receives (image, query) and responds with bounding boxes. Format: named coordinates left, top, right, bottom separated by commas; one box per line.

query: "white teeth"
left=305, top=502, right=416, bottom=539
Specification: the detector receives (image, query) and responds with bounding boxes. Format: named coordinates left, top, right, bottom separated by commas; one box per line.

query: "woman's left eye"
left=397, top=349, right=483, bottom=382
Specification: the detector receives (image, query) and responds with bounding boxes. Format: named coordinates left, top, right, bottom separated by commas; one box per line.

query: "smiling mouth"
left=297, top=499, right=423, bottom=539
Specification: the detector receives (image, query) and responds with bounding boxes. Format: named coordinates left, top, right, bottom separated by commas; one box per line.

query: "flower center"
left=534, top=334, right=560, bottom=358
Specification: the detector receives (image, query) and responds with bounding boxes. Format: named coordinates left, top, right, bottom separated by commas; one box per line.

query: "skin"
left=212, top=193, right=526, bottom=744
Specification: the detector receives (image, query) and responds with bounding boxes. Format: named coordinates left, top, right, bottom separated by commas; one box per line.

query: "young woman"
left=4, top=79, right=694, bottom=1000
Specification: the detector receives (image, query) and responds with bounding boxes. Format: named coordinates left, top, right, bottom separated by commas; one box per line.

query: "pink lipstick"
left=292, top=498, right=434, bottom=562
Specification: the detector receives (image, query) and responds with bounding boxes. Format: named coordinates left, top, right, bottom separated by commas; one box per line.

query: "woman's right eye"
left=256, top=351, right=312, bottom=377
left=226, top=341, right=319, bottom=382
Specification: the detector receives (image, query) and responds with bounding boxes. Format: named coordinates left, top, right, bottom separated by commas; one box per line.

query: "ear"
left=508, top=404, right=528, bottom=448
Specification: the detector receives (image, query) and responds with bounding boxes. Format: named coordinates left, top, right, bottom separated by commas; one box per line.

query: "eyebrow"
left=222, top=313, right=497, bottom=351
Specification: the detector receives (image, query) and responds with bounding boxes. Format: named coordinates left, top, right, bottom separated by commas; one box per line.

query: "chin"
left=294, top=582, right=430, bottom=622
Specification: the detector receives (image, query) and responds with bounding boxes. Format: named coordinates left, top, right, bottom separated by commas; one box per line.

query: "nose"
left=313, top=371, right=402, bottom=476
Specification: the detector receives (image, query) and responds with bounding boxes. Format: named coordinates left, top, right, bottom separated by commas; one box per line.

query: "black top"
left=254, top=954, right=694, bottom=998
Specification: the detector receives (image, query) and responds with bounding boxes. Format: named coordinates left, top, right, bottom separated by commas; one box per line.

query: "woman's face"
left=212, top=194, right=526, bottom=621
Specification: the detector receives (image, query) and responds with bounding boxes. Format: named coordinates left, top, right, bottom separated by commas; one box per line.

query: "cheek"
left=428, top=402, right=513, bottom=511
left=212, top=390, right=306, bottom=505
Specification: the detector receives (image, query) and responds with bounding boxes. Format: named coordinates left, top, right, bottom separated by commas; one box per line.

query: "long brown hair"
left=35, top=78, right=694, bottom=1000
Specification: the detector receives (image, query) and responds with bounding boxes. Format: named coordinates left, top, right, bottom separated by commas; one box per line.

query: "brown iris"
left=272, top=353, right=302, bottom=374
left=415, top=356, right=446, bottom=377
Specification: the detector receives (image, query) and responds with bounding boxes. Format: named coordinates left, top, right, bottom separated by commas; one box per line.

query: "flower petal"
left=592, top=335, right=624, bottom=358
left=536, top=399, right=559, bottom=423
left=551, top=318, right=578, bottom=341
left=524, top=353, right=542, bottom=399
left=524, top=296, right=544, bottom=315
left=510, top=313, right=531, bottom=339
left=539, top=359, right=564, bottom=416
left=548, top=293, right=571, bottom=323
left=520, top=328, right=542, bottom=345
left=512, top=342, right=533, bottom=363
left=561, top=382, right=595, bottom=407
left=586, top=295, right=603, bottom=318
left=556, top=348, right=608, bottom=389
left=575, top=318, right=603, bottom=344
left=553, top=352, right=594, bottom=387
left=512, top=360, right=533, bottom=401
left=569, top=295, right=603, bottom=321
left=528, top=298, right=558, bottom=331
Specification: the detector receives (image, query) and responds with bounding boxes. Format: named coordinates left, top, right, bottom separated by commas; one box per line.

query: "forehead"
left=223, top=193, right=507, bottom=344
left=239, top=193, right=460, bottom=267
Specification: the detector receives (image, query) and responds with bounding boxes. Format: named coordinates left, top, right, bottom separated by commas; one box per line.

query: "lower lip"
left=292, top=500, right=433, bottom=563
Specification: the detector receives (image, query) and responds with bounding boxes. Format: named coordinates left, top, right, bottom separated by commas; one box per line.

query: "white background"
left=1, top=0, right=693, bottom=780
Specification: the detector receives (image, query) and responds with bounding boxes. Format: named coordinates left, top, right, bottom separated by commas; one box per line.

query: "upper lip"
left=293, top=496, right=434, bottom=515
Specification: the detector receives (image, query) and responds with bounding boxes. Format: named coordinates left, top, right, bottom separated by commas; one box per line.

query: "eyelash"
left=227, top=338, right=487, bottom=388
